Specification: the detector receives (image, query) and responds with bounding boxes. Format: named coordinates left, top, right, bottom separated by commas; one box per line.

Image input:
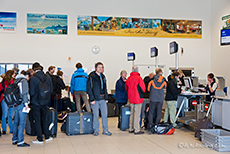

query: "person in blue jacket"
left=70, top=63, right=91, bottom=112
left=115, top=70, right=128, bottom=128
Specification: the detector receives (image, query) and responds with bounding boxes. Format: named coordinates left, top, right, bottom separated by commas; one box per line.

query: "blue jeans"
left=12, top=103, right=27, bottom=145
left=1, top=99, right=13, bottom=132
left=91, top=99, right=108, bottom=133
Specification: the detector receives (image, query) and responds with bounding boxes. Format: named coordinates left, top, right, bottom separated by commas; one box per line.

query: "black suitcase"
left=194, top=98, right=215, bottom=140
left=62, top=97, right=71, bottom=111
left=120, top=105, right=131, bottom=131
left=107, top=102, right=119, bottom=117
left=25, top=109, right=36, bottom=136
left=66, top=111, right=94, bottom=135
left=48, top=108, right=58, bottom=138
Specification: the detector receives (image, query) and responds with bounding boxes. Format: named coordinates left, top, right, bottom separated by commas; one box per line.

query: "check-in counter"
left=213, top=96, right=230, bottom=130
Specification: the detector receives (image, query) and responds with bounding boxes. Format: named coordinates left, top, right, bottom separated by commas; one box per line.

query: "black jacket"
left=143, top=76, right=154, bottom=98
left=56, top=77, right=66, bottom=94
left=165, top=75, right=181, bottom=101
left=29, top=71, right=53, bottom=106
left=87, top=71, right=108, bottom=102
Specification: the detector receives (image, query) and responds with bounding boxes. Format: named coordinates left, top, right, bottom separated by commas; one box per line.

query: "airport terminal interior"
left=1, top=0, right=230, bottom=153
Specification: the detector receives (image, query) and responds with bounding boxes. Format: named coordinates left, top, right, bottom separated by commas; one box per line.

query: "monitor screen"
left=221, top=29, right=230, bottom=46
left=184, top=77, right=192, bottom=89
left=150, top=47, right=158, bottom=58
left=127, top=52, right=135, bottom=61
left=169, top=41, right=178, bottom=54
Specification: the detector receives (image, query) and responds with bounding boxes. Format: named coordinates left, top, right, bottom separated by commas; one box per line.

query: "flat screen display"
left=127, top=52, right=135, bottom=61
left=170, top=41, right=178, bottom=54
left=150, top=47, right=158, bottom=57
left=221, top=29, right=230, bottom=46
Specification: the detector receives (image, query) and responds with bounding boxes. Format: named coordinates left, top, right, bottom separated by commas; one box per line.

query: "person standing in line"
left=70, top=63, right=91, bottom=112
left=125, top=66, right=146, bottom=135
left=115, top=70, right=128, bottom=128
left=87, top=62, right=112, bottom=136
left=147, top=68, right=167, bottom=129
left=12, top=72, right=30, bottom=147
left=0, top=70, right=15, bottom=135
left=29, top=62, right=53, bottom=144
left=164, top=71, right=182, bottom=127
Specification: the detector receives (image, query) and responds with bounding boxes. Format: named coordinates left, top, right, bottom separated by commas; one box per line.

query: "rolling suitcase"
left=107, top=102, right=119, bottom=117
left=120, top=105, right=131, bottom=131
left=48, top=108, right=58, bottom=138
left=25, top=109, right=36, bottom=136
left=66, top=111, right=93, bottom=135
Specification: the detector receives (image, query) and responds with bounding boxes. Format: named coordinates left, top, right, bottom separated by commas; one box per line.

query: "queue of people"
left=0, top=61, right=218, bottom=147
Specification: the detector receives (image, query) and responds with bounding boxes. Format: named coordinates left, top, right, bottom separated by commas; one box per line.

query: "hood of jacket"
left=76, top=68, right=84, bottom=73
left=130, top=72, right=140, bottom=77
left=154, top=75, right=165, bottom=83
left=16, top=74, right=27, bottom=80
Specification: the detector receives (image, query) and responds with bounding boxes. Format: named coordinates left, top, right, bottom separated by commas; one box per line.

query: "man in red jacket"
left=126, top=66, right=146, bottom=135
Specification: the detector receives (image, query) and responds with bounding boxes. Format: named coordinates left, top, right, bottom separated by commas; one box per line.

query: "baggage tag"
left=125, top=111, right=130, bottom=115
left=49, top=122, right=54, bottom=131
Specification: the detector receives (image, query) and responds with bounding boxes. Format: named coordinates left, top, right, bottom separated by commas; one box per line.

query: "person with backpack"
left=164, top=71, right=182, bottom=127
left=147, top=68, right=167, bottom=129
left=125, top=66, right=146, bottom=135
left=12, top=72, right=30, bottom=147
left=71, top=62, right=91, bottom=112
left=0, top=70, right=15, bottom=135
left=87, top=62, right=112, bottom=136
left=29, top=62, right=53, bottom=144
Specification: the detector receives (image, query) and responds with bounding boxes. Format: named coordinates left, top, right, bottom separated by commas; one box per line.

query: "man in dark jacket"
left=87, top=62, right=112, bottom=136
left=115, top=70, right=128, bottom=128
left=29, top=62, right=53, bottom=144
left=147, top=68, right=167, bottom=128
left=164, top=71, right=182, bottom=127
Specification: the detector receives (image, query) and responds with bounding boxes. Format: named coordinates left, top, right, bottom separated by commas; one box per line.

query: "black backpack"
left=35, top=74, right=51, bottom=106
left=4, top=79, right=23, bottom=107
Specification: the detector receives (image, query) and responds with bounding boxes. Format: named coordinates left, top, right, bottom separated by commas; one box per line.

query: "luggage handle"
left=205, top=97, right=214, bottom=117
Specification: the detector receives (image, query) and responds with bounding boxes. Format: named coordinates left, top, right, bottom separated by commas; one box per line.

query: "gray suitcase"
left=66, top=111, right=94, bottom=135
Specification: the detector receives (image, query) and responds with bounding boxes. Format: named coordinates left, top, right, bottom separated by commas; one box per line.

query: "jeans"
left=74, top=91, right=91, bottom=112
left=129, top=103, right=142, bottom=133
left=164, top=101, right=177, bottom=127
left=32, top=105, right=50, bottom=141
left=91, top=99, right=108, bottom=133
left=1, top=99, right=13, bottom=132
left=12, top=103, right=27, bottom=145
left=148, top=101, right=163, bottom=125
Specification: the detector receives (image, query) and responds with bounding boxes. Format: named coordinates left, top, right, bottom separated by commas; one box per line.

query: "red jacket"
left=125, top=72, right=146, bottom=104
left=0, top=79, right=14, bottom=102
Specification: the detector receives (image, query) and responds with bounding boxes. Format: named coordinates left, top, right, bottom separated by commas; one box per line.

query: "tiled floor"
left=0, top=117, right=224, bottom=154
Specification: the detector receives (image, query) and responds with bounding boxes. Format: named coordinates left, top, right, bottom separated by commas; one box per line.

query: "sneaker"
left=45, top=137, right=53, bottom=142
left=2, top=131, right=6, bottom=135
left=93, top=132, right=99, bottom=136
left=32, top=139, right=43, bottom=144
left=129, top=130, right=134, bottom=133
left=17, top=142, right=30, bottom=147
left=102, top=131, right=112, bottom=136
left=12, top=141, right=17, bottom=145
left=134, top=131, right=144, bottom=135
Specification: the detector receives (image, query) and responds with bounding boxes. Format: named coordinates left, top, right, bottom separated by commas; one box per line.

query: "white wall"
left=0, top=0, right=212, bottom=91
left=211, top=0, right=230, bottom=86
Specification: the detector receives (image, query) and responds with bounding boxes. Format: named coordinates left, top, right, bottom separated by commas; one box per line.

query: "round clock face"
left=92, top=46, right=100, bottom=54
